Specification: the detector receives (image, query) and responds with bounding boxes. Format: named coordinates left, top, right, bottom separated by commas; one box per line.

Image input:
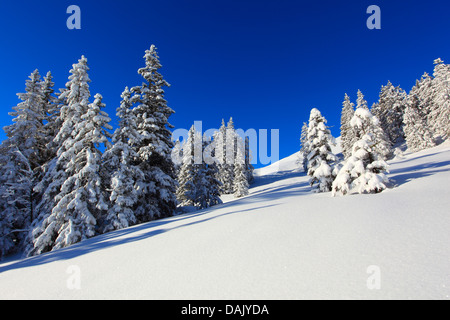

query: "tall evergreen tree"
left=233, top=135, right=249, bottom=198
left=429, top=58, right=450, bottom=140
left=129, top=45, right=178, bottom=222
left=214, top=118, right=236, bottom=195
left=214, top=119, right=228, bottom=193
left=202, top=135, right=223, bottom=207
left=0, top=70, right=47, bottom=257
left=299, top=122, right=309, bottom=171
left=176, top=126, right=201, bottom=208
left=350, top=107, right=391, bottom=160
left=373, top=81, right=407, bottom=146
left=102, top=87, right=143, bottom=232
left=305, top=108, right=336, bottom=193
left=404, top=82, right=436, bottom=152
left=244, top=136, right=254, bottom=184
left=340, top=93, right=355, bottom=159
left=27, top=57, right=112, bottom=256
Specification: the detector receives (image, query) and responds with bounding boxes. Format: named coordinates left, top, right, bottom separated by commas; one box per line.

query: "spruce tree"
left=340, top=93, right=355, bottom=159
left=244, top=136, right=254, bottom=183
left=176, top=126, right=201, bottom=208
left=350, top=107, right=391, bottom=160
left=202, top=135, right=223, bottom=207
left=214, top=118, right=236, bottom=195
left=429, top=58, right=450, bottom=140
left=299, top=122, right=309, bottom=171
left=129, top=45, right=177, bottom=221
left=233, top=135, right=249, bottom=198
left=28, top=57, right=112, bottom=256
left=404, top=82, right=436, bottom=152
left=332, top=134, right=389, bottom=196
left=102, top=87, right=143, bottom=232
left=373, top=81, right=407, bottom=146
left=0, top=70, right=47, bottom=257
left=305, top=108, right=336, bottom=193
left=214, top=119, right=228, bottom=194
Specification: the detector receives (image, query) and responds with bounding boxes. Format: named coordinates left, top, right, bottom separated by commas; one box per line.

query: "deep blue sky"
left=1, top=0, right=449, bottom=167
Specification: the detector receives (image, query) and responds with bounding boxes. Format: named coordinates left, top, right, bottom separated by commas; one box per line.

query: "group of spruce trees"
left=301, top=58, right=450, bottom=196
left=174, top=118, right=254, bottom=211
left=0, top=45, right=253, bottom=259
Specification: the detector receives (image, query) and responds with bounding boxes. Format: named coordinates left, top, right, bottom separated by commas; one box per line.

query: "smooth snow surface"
left=1, top=142, right=450, bottom=300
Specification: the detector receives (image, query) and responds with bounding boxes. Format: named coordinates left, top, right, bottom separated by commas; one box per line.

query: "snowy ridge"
left=0, top=142, right=450, bottom=299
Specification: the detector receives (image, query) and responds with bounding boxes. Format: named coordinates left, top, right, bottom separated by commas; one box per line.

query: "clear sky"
left=1, top=0, right=449, bottom=167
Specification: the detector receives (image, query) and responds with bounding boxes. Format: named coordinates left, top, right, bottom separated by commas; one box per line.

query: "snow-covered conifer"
left=130, top=45, right=178, bottom=221
left=0, top=70, right=47, bottom=256
left=340, top=93, right=355, bottom=159
left=404, top=82, right=436, bottom=152
left=214, top=118, right=236, bottom=194
left=373, top=81, right=407, bottom=146
left=332, top=134, right=389, bottom=196
left=350, top=107, right=391, bottom=160
left=233, top=135, right=249, bottom=198
left=28, top=57, right=112, bottom=256
left=305, top=108, right=336, bottom=193
left=299, top=122, right=309, bottom=171
left=176, top=126, right=201, bottom=208
left=429, top=58, right=450, bottom=140
left=102, top=87, right=143, bottom=232
left=244, top=136, right=254, bottom=183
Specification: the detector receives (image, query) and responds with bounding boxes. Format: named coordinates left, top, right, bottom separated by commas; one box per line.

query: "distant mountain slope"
left=0, top=141, right=449, bottom=300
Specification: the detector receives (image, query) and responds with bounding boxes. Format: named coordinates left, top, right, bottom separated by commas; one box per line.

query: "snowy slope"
left=1, top=142, right=450, bottom=300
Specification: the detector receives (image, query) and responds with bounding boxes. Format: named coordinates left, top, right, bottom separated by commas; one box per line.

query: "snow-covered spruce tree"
left=332, top=134, right=389, bottom=196
left=340, top=93, right=355, bottom=159
left=299, top=122, right=309, bottom=171
left=214, top=118, right=236, bottom=195
left=27, top=57, right=112, bottom=256
left=429, top=58, right=450, bottom=140
left=350, top=106, right=391, bottom=160
left=0, top=70, right=48, bottom=257
left=233, top=135, right=249, bottom=198
left=416, top=73, right=435, bottom=121
left=176, top=126, right=201, bottom=208
left=30, top=57, right=92, bottom=253
left=244, top=136, right=254, bottom=183
left=4, top=70, right=47, bottom=172
left=202, top=135, right=223, bottom=207
left=372, top=81, right=407, bottom=146
left=213, top=119, right=227, bottom=194
left=102, top=87, right=143, bottom=233
left=305, top=108, right=336, bottom=193
left=129, top=45, right=177, bottom=222
left=172, top=139, right=183, bottom=175
left=403, top=82, right=436, bottom=152
left=0, top=148, right=33, bottom=258
left=176, top=127, right=222, bottom=209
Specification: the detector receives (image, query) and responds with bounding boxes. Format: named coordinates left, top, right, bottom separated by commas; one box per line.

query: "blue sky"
left=1, top=0, right=449, bottom=167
